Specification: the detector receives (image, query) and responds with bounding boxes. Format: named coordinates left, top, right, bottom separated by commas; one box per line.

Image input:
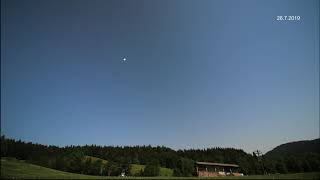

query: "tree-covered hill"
left=2, top=157, right=320, bottom=179
left=265, top=139, right=319, bottom=159
left=1, top=135, right=319, bottom=177
left=0, top=135, right=260, bottom=176
left=264, top=139, right=320, bottom=173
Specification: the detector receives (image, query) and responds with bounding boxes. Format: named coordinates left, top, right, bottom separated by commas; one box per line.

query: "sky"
left=1, top=0, right=319, bottom=153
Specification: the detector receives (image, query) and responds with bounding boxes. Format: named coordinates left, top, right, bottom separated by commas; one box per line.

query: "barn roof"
left=196, top=161, right=239, bottom=167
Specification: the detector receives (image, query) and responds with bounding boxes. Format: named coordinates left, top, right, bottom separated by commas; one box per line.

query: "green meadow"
left=84, top=155, right=173, bottom=176
left=1, top=157, right=319, bottom=179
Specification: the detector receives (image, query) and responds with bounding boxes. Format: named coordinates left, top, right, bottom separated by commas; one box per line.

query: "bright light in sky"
left=123, top=58, right=126, bottom=61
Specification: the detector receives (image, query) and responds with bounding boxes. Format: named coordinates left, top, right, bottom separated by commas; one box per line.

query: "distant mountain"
left=265, top=138, right=320, bottom=159
left=264, top=139, right=320, bottom=173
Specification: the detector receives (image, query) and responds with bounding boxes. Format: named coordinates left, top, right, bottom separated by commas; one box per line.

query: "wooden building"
left=195, top=161, right=242, bottom=177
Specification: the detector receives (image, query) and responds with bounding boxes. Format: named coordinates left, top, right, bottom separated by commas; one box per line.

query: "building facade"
left=195, top=161, right=242, bottom=177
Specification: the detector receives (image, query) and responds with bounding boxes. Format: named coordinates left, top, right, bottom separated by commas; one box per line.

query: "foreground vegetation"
left=84, top=155, right=173, bottom=176
left=1, top=136, right=319, bottom=178
left=1, top=158, right=319, bottom=179
left=1, top=157, right=106, bottom=179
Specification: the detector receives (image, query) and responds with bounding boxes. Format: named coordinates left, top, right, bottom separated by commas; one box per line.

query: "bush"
left=143, top=164, right=160, bottom=176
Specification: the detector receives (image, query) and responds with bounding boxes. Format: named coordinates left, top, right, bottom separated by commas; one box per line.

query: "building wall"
left=197, top=171, right=220, bottom=177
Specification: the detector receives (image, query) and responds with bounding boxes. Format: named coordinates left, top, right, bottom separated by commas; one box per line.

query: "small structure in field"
left=195, top=161, right=242, bottom=177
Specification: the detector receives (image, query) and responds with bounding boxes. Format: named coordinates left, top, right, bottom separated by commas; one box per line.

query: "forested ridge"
left=265, top=139, right=319, bottom=159
left=1, top=136, right=319, bottom=176
left=264, top=139, right=320, bottom=173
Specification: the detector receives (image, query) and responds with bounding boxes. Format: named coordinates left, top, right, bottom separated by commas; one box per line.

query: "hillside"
left=1, top=157, right=173, bottom=179
left=2, top=136, right=319, bottom=177
left=0, top=157, right=105, bottom=179
left=2, top=136, right=258, bottom=176
left=85, top=155, right=173, bottom=176
left=265, top=139, right=320, bottom=159
left=264, top=139, right=320, bottom=173
left=84, top=155, right=108, bottom=164
left=130, top=164, right=173, bottom=176
left=2, top=157, right=320, bottom=179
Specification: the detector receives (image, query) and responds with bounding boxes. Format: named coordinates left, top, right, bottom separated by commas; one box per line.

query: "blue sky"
left=1, top=0, right=319, bottom=153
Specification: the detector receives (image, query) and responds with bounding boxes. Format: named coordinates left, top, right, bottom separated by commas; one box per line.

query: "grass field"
left=85, top=155, right=109, bottom=164
left=84, top=156, right=173, bottom=176
left=1, top=157, right=319, bottom=179
left=130, top=164, right=173, bottom=176
left=1, top=157, right=105, bottom=179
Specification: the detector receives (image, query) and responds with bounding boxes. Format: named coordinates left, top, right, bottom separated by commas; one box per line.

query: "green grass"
left=1, top=157, right=319, bottom=179
left=219, top=173, right=320, bottom=179
left=83, top=156, right=173, bottom=176
left=130, top=164, right=145, bottom=176
left=84, top=156, right=173, bottom=176
left=84, top=155, right=108, bottom=164
left=85, top=156, right=173, bottom=176
left=130, top=164, right=173, bottom=176
left=0, top=157, right=106, bottom=179
left=159, top=167, right=173, bottom=177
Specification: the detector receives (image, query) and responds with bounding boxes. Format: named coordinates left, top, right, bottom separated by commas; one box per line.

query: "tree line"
left=1, top=136, right=319, bottom=176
